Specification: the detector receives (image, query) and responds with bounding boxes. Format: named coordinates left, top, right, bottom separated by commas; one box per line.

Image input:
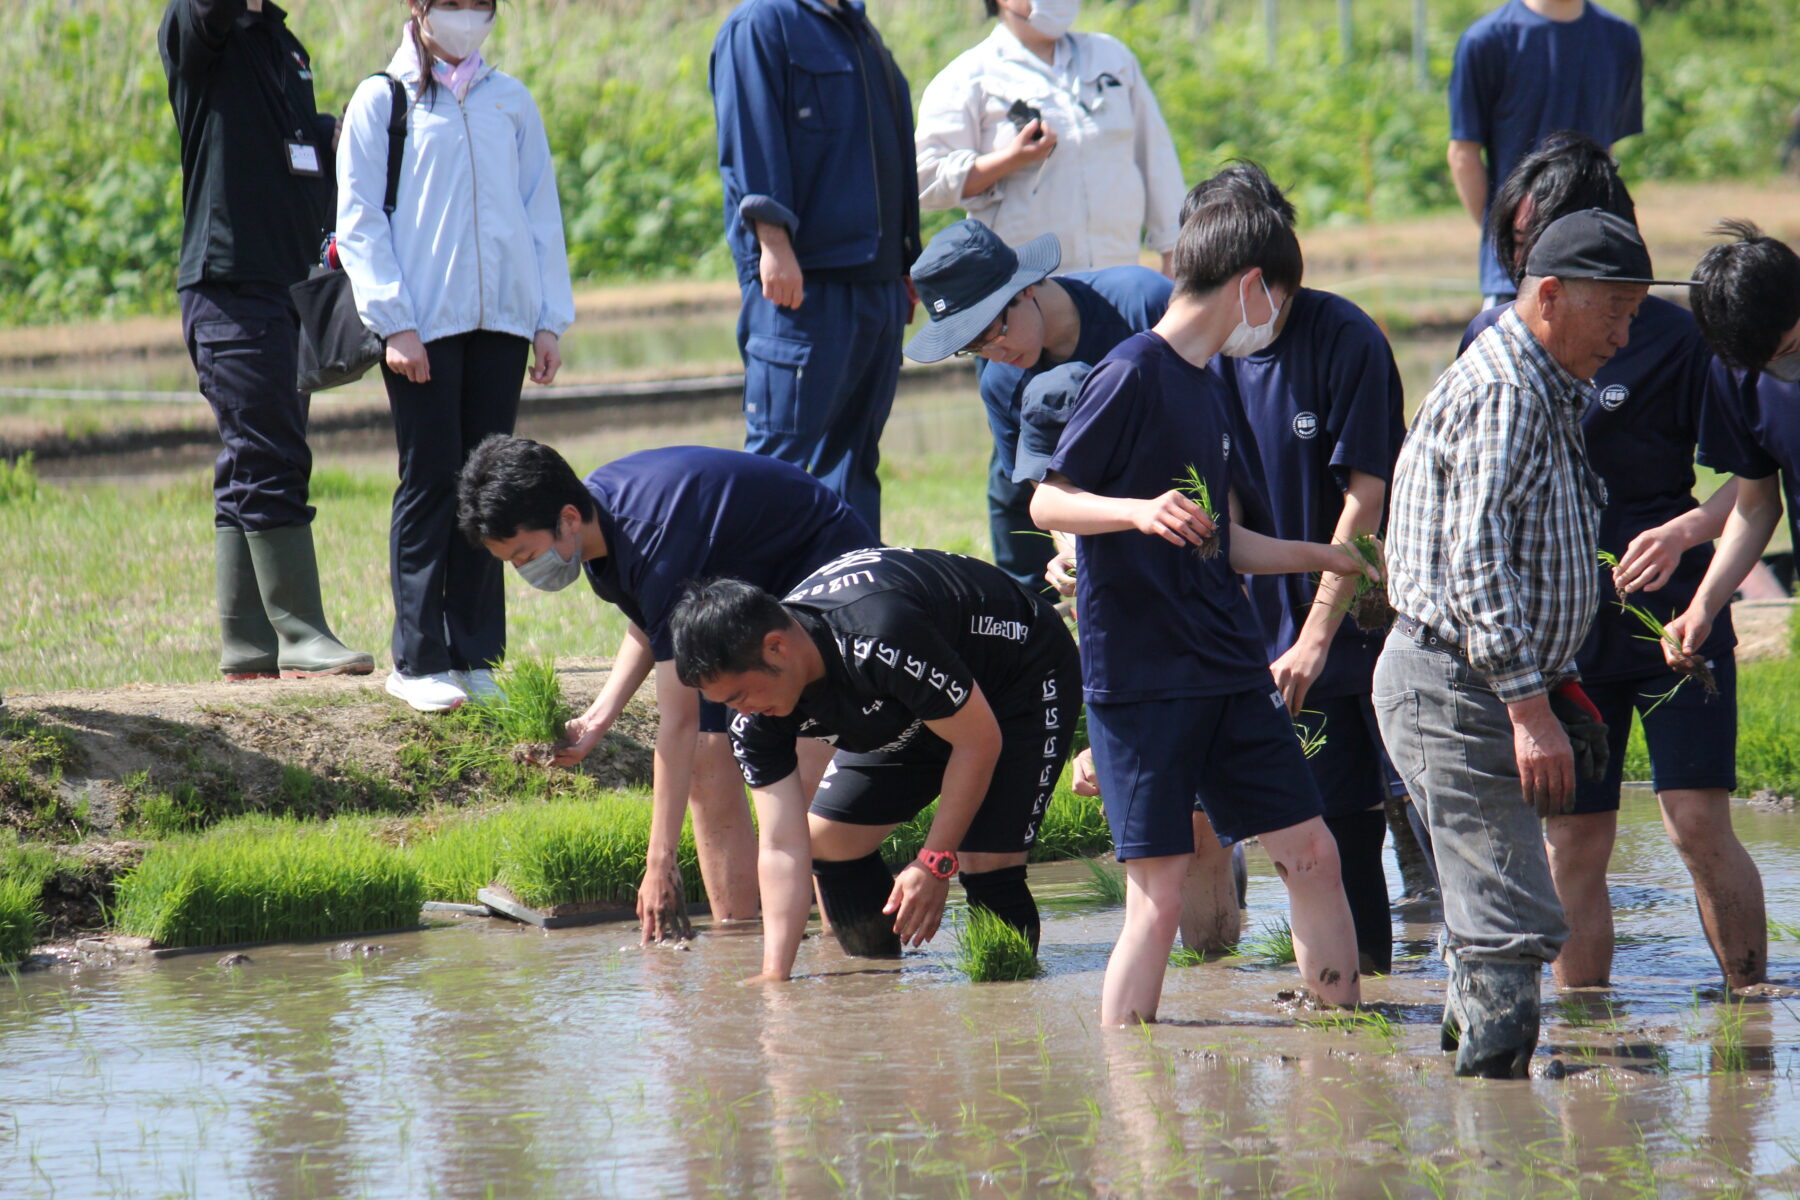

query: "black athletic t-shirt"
left=731, top=547, right=1058, bottom=787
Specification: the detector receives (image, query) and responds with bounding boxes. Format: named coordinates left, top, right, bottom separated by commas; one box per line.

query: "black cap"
left=1524, top=208, right=1696, bottom=286
left=1012, top=361, right=1091, bottom=483
left=904, top=220, right=1061, bottom=363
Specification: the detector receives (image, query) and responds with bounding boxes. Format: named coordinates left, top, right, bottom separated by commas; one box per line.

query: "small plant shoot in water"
left=1174, top=463, right=1222, bottom=560
left=1596, top=550, right=1719, bottom=711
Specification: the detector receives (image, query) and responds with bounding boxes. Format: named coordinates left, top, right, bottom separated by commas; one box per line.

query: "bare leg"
left=1259, top=817, right=1361, bottom=1006
left=1180, top=808, right=1242, bottom=954
left=1101, top=854, right=1189, bottom=1026
left=1660, top=788, right=1767, bottom=989
left=690, top=733, right=760, bottom=922
left=1543, top=810, right=1616, bottom=988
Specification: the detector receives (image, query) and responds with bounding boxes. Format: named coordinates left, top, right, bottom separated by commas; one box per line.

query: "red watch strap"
left=918, top=849, right=959, bottom=880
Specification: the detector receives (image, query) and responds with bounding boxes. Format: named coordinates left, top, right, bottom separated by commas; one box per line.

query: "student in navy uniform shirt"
left=457, top=438, right=876, bottom=944
left=905, top=219, right=1171, bottom=592
left=1196, top=165, right=1408, bottom=977
left=1460, top=135, right=1767, bottom=990
left=670, top=549, right=1079, bottom=981
left=1446, top=0, right=1643, bottom=304
left=1032, top=190, right=1376, bottom=1025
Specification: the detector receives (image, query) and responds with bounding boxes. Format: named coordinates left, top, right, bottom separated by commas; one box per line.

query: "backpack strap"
left=373, top=73, right=409, bottom=217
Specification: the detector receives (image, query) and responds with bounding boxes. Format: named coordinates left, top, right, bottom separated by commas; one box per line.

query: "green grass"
left=953, top=904, right=1040, bottom=983
left=113, top=817, right=425, bottom=949
left=0, top=831, right=57, bottom=965
left=1084, top=857, right=1126, bottom=906
left=467, top=655, right=573, bottom=744
left=1241, top=917, right=1297, bottom=966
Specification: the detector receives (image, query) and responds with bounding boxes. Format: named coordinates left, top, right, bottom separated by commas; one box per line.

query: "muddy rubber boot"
left=1446, top=956, right=1541, bottom=1079
left=215, top=527, right=278, bottom=680
left=243, top=524, right=375, bottom=678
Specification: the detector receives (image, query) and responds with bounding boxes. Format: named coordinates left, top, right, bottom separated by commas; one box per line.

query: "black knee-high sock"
left=959, top=864, right=1040, bottom=952
left=1325, top=808, right=1393, bottom=975
left=813, top=851, right=901, bottom=957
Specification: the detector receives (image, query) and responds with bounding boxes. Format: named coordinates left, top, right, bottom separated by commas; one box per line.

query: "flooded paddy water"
left=8, top=789, right=1800, bottom=1198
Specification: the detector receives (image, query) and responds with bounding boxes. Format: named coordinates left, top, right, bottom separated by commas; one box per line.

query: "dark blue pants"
left=382, top=330, right=527, bottom=676
left=976, top=360, right=1052, bottom=595
left=179, top=281, right=315, bottom=531
left=737, top=277, right=906, bottom=538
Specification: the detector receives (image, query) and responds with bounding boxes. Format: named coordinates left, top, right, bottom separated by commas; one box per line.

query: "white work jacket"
left=915, top=26, right=1184, bottom=271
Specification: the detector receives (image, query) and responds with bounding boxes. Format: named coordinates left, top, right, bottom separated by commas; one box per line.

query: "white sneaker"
left=453, top=668, right=505, bottom=704
left=386, top=669, right=467, bottom=713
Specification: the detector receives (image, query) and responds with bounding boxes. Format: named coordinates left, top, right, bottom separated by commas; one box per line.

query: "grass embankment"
left=0, top=833, right=57, bottom=965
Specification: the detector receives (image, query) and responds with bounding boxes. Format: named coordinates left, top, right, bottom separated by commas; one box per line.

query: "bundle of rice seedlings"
left=1343, top=533, right=1393, bottom=633
left=403, top=814, right=508, bottom=904
left=1597, top=551, right=1718, bottom=707
left=490, top=795, right=704, bottom=910
left=114, top=817, right=425, bottom=948
left=467, top=655, right=576, bottom=765
left=1174, top=464, right=1222, bottom=560
left=1084, top=856, right=1126, bottom=905
left=1294, top=710, right=1328, bottom=760
left=954, top=905, right=1041, bottom=982
left=0, top=833, right=54, bottom=965
left=1242, top=916, right=1297, bottom=965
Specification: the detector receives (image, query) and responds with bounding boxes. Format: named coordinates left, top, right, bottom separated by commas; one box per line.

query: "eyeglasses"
left=954, top=300, right=1017, bottom=358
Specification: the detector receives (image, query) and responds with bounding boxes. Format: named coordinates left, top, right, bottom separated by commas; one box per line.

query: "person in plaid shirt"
left=1374, top=208, right=1688, bottom=1078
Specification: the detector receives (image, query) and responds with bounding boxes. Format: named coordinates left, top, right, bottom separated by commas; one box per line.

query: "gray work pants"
left=1372, top=631, right=1568, bottom=964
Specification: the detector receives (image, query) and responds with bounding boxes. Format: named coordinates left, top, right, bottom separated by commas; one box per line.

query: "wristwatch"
left=917, top=849, right=959, bottom=880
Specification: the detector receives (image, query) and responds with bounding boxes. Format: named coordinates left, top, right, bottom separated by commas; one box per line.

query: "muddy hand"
left=1662, top=609, right=1712, bottom=671
left=637, top=861, right=693, bottom=944
left=882, top=862, right=949, bottom=947
left=551, top=712, right=607, bottom=767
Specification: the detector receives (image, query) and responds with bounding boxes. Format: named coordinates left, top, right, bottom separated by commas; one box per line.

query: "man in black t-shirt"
left=671, top=548, right=1079, bottom=982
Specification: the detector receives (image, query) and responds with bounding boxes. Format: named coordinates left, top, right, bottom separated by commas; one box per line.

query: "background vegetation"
left=5, top=0, right=1797, bottom=325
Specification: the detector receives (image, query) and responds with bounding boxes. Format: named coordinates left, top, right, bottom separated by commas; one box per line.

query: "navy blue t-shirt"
left=1046, top=332, right=1270, bottom=703
left=978, top=267, right=1172, bottom=478
left=1449, top=0, right=1643, bottom=295
left=1700, top=368, right=1800, bottom=569
left=581, top=446, right=878, bottom=659
left=1460, top=296, right=1734, bottom=680
left=1210, top=289, right=1405, bottom=699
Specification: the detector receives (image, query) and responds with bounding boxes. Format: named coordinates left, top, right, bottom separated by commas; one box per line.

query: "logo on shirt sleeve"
left=1599, top=384, right=1630, bottom=411
left=1222, top=432, right=1232, bottom=458
left=1292, top=411, right=1319, bottom=439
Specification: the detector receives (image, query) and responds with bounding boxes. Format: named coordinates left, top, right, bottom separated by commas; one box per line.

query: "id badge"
left=285, top=140, right=323, bottom=177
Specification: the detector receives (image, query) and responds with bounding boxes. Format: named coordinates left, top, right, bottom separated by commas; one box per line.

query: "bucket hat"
left=904, top=220, right=1061, bottom=362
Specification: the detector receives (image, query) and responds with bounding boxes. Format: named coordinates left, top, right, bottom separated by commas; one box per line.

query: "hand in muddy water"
left=637, top=862, right=694, bottom=944
left=884, top=863, right=950, bottom=947
left=1071, top=748, right=1100, bottom=797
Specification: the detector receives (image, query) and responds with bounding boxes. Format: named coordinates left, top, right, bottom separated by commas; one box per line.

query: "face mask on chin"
left=1764, top=351, right=1800, bottom=383
left=1219, top=275, right=1280, bottom=358
left=1024, top=0, right=1079, bottom=40
left=424, top=6, right=494, bottom=61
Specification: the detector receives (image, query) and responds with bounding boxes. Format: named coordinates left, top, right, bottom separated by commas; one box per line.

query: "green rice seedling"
left=0, top=454, right=40, bottom=506
left=0, top=832, right=56, bottom=966
left=1294, top=710, right=1328, bottom=759
left=1712, top=995, right=1751, bottom=1073
left=490, top=794, right=704, bottom=909
left=113, top=816, right=425, bottom=948
left=954, top=905, right=1041, bottom=982
left=1343, top=533, right=1393, bottom=633
left=449, top=654, right=575, bottom=766
left=1173, top=464, right=1222, bottom=560
left=1241, top=917, right=1297, bottom=966
left=401, top=813, right=509, bottom=904
left=1084, top=857, right=1126, bottom=905
left=1768, top=917, right=1800, bottom=942
left=1597, top=550, right=1718, bottom=708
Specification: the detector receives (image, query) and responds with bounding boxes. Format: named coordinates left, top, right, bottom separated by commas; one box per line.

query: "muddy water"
left=7, top=789, right=1800, bottom=1199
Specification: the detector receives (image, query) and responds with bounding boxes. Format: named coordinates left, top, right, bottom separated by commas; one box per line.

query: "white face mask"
left=1765, top=351, right=1800, bottom=383
left=1025, top=0, right=1080, bottom=40
left=424, top=7, right=494, bottom=61
left=1219, top=275, right=1280, bottom=358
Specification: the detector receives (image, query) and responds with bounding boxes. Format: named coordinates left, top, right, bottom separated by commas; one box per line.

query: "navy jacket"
left=711, top=0, right=922, bottom=284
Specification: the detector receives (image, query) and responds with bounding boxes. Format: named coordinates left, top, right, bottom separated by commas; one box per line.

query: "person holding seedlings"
left=1377, top=208, right=1678, bottom=1078
left=669, top=547, right=1080, bottom=980
left=457, top=437, right=876, bottom=942
left=159, top=0, right=374, bottom=683
left=1195, top=164, right=1408, bottom=978
left=336, top=0, right=574, bottom=714
left=1029, top=191, right=1377, bottom=1026
left=711, top=0, right=921, bottom=537
left=913, top=0, right=1185, bottom=273
left=904, top=219, right=1170, bottom=594
left=1460, top=136, right=1766, bottom=992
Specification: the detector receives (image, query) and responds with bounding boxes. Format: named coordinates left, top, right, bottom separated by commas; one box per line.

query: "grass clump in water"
left=1084, top=857, right=1126, bottom=905
left=1174, top=464, right=1222, bottom=560
left=953, top=905, right=1041, bottom=982
left=1241, top=916, right=1297, bottom=966
left=0, top=832, right=57, bottom=965
left=114, top=817, right=425, bottom=948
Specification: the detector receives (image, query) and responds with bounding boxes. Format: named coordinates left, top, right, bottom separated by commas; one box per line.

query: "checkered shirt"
left=1386, top=307, right=1605, bottom=703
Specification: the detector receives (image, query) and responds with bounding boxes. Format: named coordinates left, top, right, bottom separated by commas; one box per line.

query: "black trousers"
left=179, top=281, right=315, bottom=531
left=382, top=330, right=528, bottom=675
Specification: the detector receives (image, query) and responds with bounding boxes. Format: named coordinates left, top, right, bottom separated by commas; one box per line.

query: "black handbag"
left=293, top=74, right=408, bottom=394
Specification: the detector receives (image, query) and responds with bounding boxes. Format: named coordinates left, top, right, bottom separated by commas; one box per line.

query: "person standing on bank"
left=1376, top=209, right=1679, bottom=1078
left=711, top=0, right=921, bottom=537
left=915, top=0, right=1185, bottom=275
left=337, top=0, right=574, bottom=713
left=1447, top=0, right=1642, bottom=307
left=160, top=0, right=373, bottom=682
left=1460, top=135, right=1766, bottom=993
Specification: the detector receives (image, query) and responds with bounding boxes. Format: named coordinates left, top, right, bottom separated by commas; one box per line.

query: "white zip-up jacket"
left=915, top=26, right=1184, bottom=271
left=336, top=39, right=574, bottom=346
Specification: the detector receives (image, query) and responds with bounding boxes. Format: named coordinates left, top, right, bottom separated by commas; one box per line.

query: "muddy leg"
left=689, top=733, right=761, bottom=923
left=1661, top=788, right=1767, bottom=990
left=1180, top=808, right=1243, bottom=955
left=1543, top=811, right=1616, bottom=988
left=1260, top=816, right=1361, bottom=1006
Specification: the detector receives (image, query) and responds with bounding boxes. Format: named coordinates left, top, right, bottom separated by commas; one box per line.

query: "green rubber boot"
left=243, top=524, right=375, bottom=678
left=215, top=527, right=278, bottom=680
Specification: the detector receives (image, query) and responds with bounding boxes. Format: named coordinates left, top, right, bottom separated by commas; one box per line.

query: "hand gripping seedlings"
left=1174, top=464, right=1222, bottom=560
left=1342, top=533, right=1394, bottom=633
left=1597, top=550, right=1719, bottom=709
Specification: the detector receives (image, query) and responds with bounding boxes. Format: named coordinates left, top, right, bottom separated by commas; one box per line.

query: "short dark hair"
left=983, top=0, right=999, bottom=15
left=456, top=435, right=596, bottom=548
left=1179, top=160, right=1297, bottom=228
left=671, top=578, right=792, bottom=688
left=1693, top=219, right=1800, bottom=371
left=1488, top=131, right=1636, bottom=288
left=1170, top=189, right=1304, bottom=300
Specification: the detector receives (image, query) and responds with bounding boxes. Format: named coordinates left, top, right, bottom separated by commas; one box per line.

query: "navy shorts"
left=1574, top=652, right=1738, bottom=813
left=1089, top=686, right=1325, bottom=859
left=808, top=638, right=1079, bottom=854
left=1289, top=694, right=1393, bottom=820
left=698, top=695, right=730, bottom=735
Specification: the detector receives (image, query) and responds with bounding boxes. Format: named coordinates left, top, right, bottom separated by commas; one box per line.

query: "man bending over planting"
left=457, top=437, right=875, bottom=943
left=1029, top=189, right=1378, bottom=1026
left=669, top=547, right=1079, bottom=981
